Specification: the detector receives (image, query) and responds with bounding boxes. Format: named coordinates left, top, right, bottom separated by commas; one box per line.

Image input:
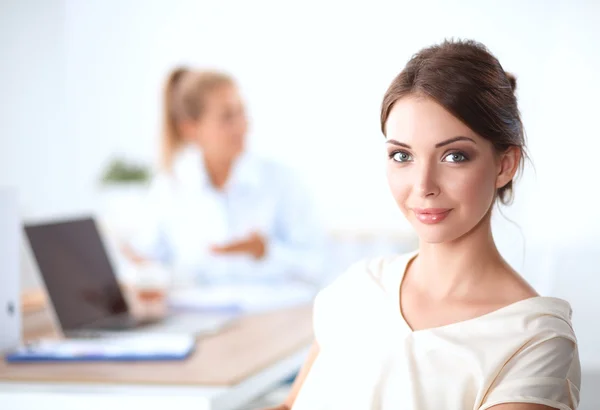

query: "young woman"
left=267, top=39, right=580, bottom=410
left=126, top=68, right=324, bottom=285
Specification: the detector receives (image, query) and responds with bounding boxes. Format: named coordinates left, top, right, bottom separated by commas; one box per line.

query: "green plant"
left=100, top=158, right=151, bottom=185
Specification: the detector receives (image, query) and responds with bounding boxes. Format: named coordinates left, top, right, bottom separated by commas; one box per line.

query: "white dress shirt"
left=131, top=147, right=325, bottom=285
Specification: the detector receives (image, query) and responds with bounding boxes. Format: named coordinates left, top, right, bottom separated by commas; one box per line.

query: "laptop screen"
left=24, top=217, right=129, bottom=331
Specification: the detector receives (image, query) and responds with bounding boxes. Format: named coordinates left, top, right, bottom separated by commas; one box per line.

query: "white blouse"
left=129, top=147, right=324, bottom=284
left=292, top=252, right=581, bottom=410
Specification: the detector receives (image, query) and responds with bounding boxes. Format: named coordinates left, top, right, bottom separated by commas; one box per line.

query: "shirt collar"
left=172, top=146, right=261, bottom=191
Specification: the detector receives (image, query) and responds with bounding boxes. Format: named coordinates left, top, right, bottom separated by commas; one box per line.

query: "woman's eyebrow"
left=385, top=139, right=411, bottom=148
left=435, top=136, right=476, bottom=148
left=385, top=136, right=476, bottom=149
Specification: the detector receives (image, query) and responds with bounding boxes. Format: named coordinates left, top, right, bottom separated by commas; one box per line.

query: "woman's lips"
left=412, top=208, right=452, bottom=224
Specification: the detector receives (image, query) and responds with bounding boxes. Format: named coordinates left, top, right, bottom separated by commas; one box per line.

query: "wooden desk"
left=0, top=301, right=314, bottom=410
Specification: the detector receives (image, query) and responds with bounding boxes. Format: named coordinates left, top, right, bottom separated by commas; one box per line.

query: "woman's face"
left=385, top=96, right=517, bottom=244
left=192, top=84, right=248, bottom=163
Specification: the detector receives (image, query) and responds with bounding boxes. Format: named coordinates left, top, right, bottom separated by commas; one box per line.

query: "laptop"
left=24, top=216, right=235, bottom=338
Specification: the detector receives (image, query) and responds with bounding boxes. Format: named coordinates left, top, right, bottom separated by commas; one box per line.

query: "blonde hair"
left=161, top=67, right=234, bottom=170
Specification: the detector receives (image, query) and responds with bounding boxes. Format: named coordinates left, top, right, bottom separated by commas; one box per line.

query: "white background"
left=3, top=0, right=599, bottom=237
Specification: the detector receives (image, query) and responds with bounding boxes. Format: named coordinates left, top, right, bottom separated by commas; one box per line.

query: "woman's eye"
left=443, top=152, right=468, bottom=163
left=391, top=151, right=413, bottom=163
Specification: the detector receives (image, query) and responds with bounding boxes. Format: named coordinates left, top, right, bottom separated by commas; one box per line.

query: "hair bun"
left=505, top=72, right=517, bottom=92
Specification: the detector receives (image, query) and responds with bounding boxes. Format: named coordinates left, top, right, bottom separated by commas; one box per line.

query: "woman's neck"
left=203, top=154, right=234, bottom=190
left=412, top=210, right=510, bottom=300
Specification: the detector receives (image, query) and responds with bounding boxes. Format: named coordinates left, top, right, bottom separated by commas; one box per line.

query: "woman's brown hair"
left=161, top=67, right=234, bottom=171
left=381, top=39, right=526, bottom=205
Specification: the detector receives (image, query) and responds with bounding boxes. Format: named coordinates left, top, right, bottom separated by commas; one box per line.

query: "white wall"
left=3, top=0, right=600, bottom=277
left=0, top=0, right=69, bottom=216
left=2, top=0, right=599, bottom=234
left=2, top=0, right=600, bottom=371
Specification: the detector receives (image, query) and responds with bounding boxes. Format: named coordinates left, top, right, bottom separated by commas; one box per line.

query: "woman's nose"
left=415, top=163, right=440, bottom=198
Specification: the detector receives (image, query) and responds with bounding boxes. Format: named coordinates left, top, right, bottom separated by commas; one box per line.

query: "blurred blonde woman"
left=126, top=68, right=324, bottom=285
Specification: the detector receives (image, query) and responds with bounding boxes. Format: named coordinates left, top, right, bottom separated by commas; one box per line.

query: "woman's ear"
left=496, top=146, right=521, bottom=189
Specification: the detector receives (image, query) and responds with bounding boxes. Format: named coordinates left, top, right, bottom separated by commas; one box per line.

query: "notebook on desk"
left=4, top=334, right=196, bottom=363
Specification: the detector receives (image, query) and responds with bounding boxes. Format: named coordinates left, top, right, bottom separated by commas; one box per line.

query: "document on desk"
left=168, top=284, right=316, bottom=314
left=4, top=334, right=196, bottom=363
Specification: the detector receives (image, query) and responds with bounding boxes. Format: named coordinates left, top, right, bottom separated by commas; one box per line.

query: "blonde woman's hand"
left=211, top=232, right=266, bottom=260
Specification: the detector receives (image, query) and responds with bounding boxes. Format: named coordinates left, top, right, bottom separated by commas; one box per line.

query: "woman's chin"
left=411, top=223, right=466, bottom=245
